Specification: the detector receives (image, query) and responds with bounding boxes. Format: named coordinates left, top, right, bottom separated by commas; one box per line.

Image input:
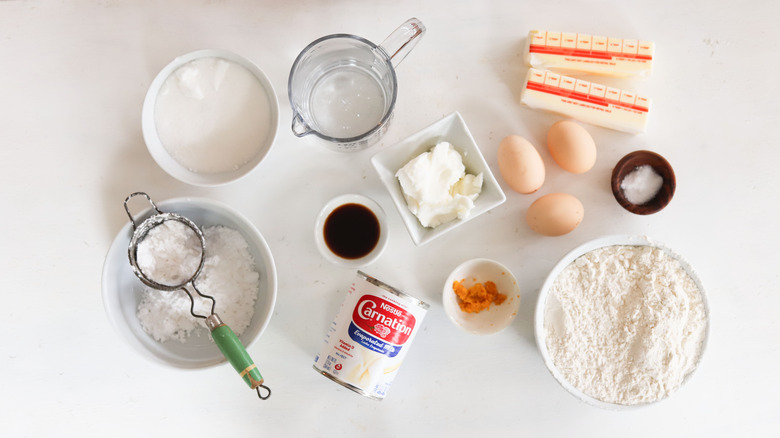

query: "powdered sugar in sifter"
left=123, top=192, right=270, bottom=400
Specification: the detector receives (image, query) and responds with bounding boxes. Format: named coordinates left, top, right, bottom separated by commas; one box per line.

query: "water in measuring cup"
left=309, top=65, right=387, bottom=139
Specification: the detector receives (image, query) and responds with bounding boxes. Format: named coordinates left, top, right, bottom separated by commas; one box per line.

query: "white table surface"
left=2, top=1, right=778, bottom=436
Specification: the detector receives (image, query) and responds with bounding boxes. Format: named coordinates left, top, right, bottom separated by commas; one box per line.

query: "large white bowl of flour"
left=102, top=197, right=277, bottom=369
left=534, top=235, right=709, bottom=409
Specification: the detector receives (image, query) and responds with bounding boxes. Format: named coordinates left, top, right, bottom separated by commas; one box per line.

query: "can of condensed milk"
left=314, top=271, right=430, bottom=400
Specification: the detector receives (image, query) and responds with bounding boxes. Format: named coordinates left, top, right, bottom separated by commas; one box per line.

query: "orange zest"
left=452, top=280, right=507, bottom=313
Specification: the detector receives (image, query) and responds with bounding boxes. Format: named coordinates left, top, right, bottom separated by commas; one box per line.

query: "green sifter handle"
left=206, top=314, right=270, bottom=399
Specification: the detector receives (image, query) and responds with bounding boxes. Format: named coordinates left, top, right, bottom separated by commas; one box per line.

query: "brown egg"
left=497, top=135, right=545, bottom=194
left=526, top=193, right=584, bottom=236
left=547, top=121, right=597, bottom=174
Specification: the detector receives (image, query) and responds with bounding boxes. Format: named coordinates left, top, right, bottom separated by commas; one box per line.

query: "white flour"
left=544, top=245, right=707, bottom=405
left=137, top=225, right=260, bottom=343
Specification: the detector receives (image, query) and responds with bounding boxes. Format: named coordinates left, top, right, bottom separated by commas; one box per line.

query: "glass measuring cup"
left=288, top=18, right=426, bottom=152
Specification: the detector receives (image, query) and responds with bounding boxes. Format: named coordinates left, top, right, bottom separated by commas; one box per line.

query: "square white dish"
left=370, top=112, right=506, bottom=246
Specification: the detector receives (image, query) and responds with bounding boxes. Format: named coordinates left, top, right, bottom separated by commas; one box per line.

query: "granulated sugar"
left=544, top=245, right=707, bottom=405
left=154, top=57, right=272, bottom=174
left=136, top=225, right=259, bottom=342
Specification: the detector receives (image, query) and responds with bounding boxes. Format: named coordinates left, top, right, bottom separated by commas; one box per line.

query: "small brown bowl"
left=611, top=150, right=676, bottom=215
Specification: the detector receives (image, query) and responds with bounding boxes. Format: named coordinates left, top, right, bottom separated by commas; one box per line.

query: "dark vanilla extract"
left=323, top=203, right=380, bottom=259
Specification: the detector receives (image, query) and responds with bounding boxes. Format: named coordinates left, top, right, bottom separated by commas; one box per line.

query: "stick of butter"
left=520, top=68, right=650, bottom=134
left=525, top=30, right=654, bottom=77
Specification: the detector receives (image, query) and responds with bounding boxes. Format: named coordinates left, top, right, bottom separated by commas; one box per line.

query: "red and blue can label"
left=314, top=271, right=429, bottom=400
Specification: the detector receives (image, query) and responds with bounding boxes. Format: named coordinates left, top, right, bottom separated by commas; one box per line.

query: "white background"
left=2, top=0, right=778, bottom=436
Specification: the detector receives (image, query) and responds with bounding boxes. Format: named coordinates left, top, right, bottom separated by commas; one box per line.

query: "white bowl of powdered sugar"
left=102, top=197, right=277, bottom=368
left=534, top=235, right=709, bottom=409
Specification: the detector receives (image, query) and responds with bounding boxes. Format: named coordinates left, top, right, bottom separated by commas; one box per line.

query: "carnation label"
left=314, top=271, right=429, bottom=400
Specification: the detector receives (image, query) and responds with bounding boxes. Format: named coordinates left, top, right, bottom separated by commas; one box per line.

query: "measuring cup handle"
left=291, top=112, right=312, bottom=137
left=378, top=17, right=426, bottom=69
left=209, top=319, right=268, bottom=396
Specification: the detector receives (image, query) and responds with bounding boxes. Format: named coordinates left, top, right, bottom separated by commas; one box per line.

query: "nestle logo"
left=352, top=295, right=416, bottom=345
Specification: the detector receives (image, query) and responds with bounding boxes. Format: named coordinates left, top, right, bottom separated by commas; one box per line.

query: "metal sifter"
left=124, top=192, right=271, bottom=400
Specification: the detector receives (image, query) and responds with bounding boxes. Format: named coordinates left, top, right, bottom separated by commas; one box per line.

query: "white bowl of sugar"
left=534, top=235, right=709, bottom=409
left=142, top=49, right=279, bottom=186
left=102, top=197, right=277, bottom=369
